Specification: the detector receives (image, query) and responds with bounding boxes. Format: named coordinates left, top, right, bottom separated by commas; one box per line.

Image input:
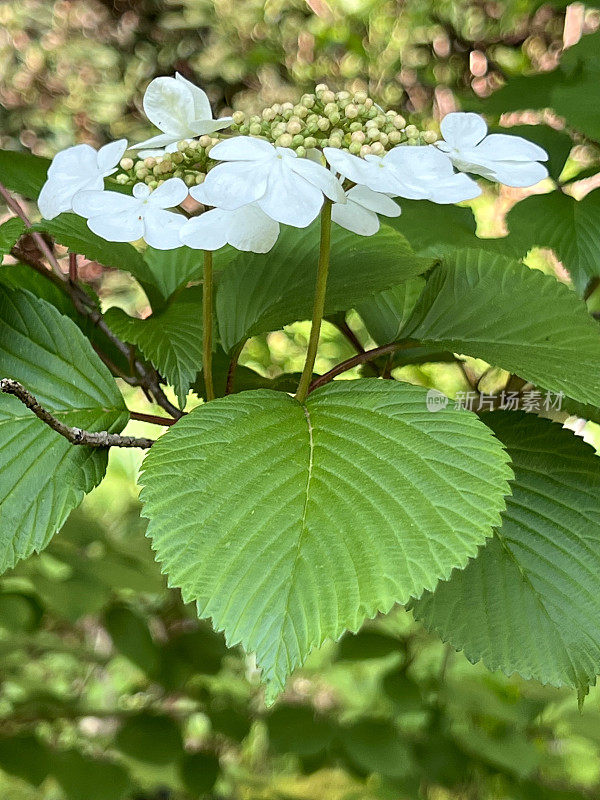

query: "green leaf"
left=216, top=222, right=433, bottom=352
left=390, top=200, right=505, bottom=258
left=337, top=631, right=401, bottom=662
left=0, top=288, right=128, bottom=573
left=54, top=750, right=130, bottom=800
left=33, top=212, right=147, bottom=278
left=180, top=752, right=220, bottom=795
left=0, top=734, right=52, bottom=786
left=140, top=379, right=512, bottom=702
left=267, top=705, right=334, bottom=755
left=115, top=714, right=183, bottom=764
left=412, top=412, right=600, bottom=696
left=470, top=72, right=559, bottom=116
left=105, top=287, right=203, bottom=408
left=506, top=190, right=600, bottom=294
left=103, top=603, right=160, bottom=676
left=0, top=149, right=50, bottom=199
left=402, top=249, right=600, bottom=406
left=339, top=719, right=412, bottom=778
left=355, top=278, right=425, bottom=345
left=0, top=218, right=25, bottom=257
left=142, top=246, right=204, bottom=304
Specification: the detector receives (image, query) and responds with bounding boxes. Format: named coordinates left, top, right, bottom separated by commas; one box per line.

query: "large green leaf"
left=139, top=379, right=512, bottom=702
left=33, top=213, right=148, bottom=279
left=0, top=149, right=50, bottom=199
left=0, top=288, right=128, bottom=573
left=0, top=218, right=25, bottom=257
left=389, top=200, right=508, bottom=258
left=216, top=222, right=433, bottom=352
left=402, top=249, right=600, bottom=406
left=105, top=287, right=203, bottom=408
left=506, top=190, right=600, bottom=295
left=412, top=412, right=600, bottom=697
left=355, top=278, right=425, bottom=345
left=142, top=246, right=204, bottom=304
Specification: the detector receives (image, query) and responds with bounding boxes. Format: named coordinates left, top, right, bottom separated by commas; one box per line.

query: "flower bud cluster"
left=114, top=136, right=221, bottom=189
left=230, top=84, right=436, bottom=158
left=113, top=84, right=436, bottom=188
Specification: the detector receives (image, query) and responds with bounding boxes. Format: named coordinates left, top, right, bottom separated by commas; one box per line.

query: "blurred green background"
left=2, top=0, right=600, bottom=798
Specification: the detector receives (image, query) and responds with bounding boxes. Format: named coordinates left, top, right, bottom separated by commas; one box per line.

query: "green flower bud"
left=328, top=112, right=341, bottom=126
left=320, top=90, right=336, bottom=104
left=171, top=151, right=184, bottom=164
left=295, top=145, right=307, bottom=158
left=364, top=98, right=374, bottom=109
left=370, top=141, right=385, bottom=155
left=292, top=133, right=304, bottom=147
left=135, top=167, right=149, bottom=178
left=407, top=137, right=419, bottom=145
left=349, top=121, right=362, bottom=132
left=304, top=136, right=317, bottom=149
left=351, top=130, right=366, bottom=143
left=367, top=128, right=381, bottom=141
left=184, top=173, right=197, bottom=187
left=353, top=90, right=368, bottom=104
left=294, top=104, right=309, bottom=118
left=232, top=111, right=245, bottom=125
left=329, top=135, right=343, bottom=148
left=301, top=94, right=316, bottom=109
left=195, top=173, right=206, bottom=184
left=344, top=104, right=359, bottom=119
left=248, top=123, right=261, bottom=136
left=116, top=173, right=129, bottom=184
left=348, top=141, right=362, bottom=155
left=262, top=107, right=276, bottom=122
left=119, top=157, right=134, bottom=171
left=379, top=132, right=389, bottom=147
left=317, top=118, right=330, bottom=131
left=144, top=157, right=157, bottom=168
left=287, top=120, right=302, bottom=135
left=367, top=107, right=378, bottom=119
left=315, top=83, right=329, bottom=93
left=282, top=102, right=294, bottom=112
left=336, top=90, right=351, bottom=101
left=388, top=130, right=403, bottom=145
left=422, top=130, right=438, bottom=144
left=199, top=135, right=212, bottom=147
left=405, top=124, right=418, bottom=138
left=359, top=144, right=372, bottom=157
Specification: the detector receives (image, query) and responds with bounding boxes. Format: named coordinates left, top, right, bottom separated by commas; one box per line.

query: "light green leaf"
left=216, top=221, right=433, bottom=352
left=105, top=287, right=203, bottom=408
left=506, top=189, right=600, bottom=295
left=402, top=249, right=600, bottom=406
left=412, top=412, right=600, bottom=696
left=0, top=149, right=50, bottom=199
left=139, top=379, right=512, bottom=702
left=0, top=218, right=25, bottom=257
left=0, top=288, right=128, bottom=573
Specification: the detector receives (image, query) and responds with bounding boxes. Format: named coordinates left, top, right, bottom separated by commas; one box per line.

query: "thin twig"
left=225, top=340, right=246, bottom=395
left=1, top=379, right=155, bottom=448
left=130, top=410, right=177, bottom=427
left=0, top=181, right=63, bottom=277
left=307, top=340, right=415, bottom=394
left=68, top=251, right=78, bottom=283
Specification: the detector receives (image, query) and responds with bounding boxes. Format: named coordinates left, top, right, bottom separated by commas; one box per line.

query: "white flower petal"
left=179, top=210, right=229, bottom=250
left=226, top=204, right=280, bottom=252
left=143, top=208, right=187, bottom=249
left=142, top=76, right=194, bottom=136
left=96, top=139, right=128, bottom=173
left=440, top=112, right=488, bottom=148
left=323, top=147, right=375, bottom=183
left=332, top=200, right=381, bottom=236
left=86, top=212, right=144, bottom=243
left=72, top=189, right=138, bottom=218
left=469, top=158, right=548, bottom=188
left=258, top=162, right=323, bottom=227
left=194, top=161, right=268, bottom=209
left=175, top=72, right=212, bottom=121
left=132, top=183, right=151, bottom=199
left=131, top=133, right=182, bottom=151
left=47, top=144, right=97, bottom=176
left=287, top=155, right=346, bottom=203
left=147, top=177, right=189, bottom=208
left=209, top=136, right=275, bottom=161
left=189, top=117, right=234, bottom=136
left=426, top=173, right=482, bottom=203
left=38, top=176, right=87, bottom=220
left=346, top=185, right=401, bottom=217
left=472, top=133, right=548, bottom=163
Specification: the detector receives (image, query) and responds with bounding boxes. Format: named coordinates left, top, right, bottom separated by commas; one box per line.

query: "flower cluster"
left=38, top=74, right=549, bottom=253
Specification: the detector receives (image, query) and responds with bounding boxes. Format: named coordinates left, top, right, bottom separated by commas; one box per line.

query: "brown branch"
left=225, top=340, right=246, bottom=395
left=68, top=251, right=78, bottom=283
left=0, top=182, right=63, bottom=277
left=1, top=379, right=155, bottom=448
left=307, top=340, right=415, bottom=394
left=130, top=410, right=177, bottom=427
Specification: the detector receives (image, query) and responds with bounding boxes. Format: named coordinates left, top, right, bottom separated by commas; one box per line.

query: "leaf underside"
left=412, top=412, right=600, bottom=697
left=139, top=379, right=512, bottom=702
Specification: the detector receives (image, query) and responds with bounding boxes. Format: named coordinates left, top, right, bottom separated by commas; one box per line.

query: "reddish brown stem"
left=130, top=410, right=178, bottom=427
left=307, top=340, right=415, bottom=394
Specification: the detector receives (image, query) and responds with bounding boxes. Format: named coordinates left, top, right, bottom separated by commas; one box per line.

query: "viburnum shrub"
left=1, top=72, right=599, bottom=706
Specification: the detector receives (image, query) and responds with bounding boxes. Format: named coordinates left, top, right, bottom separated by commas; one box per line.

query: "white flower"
left=435, top=112, right=549, bottom=187
left=179, top=202, right=279, bottom=253
left=331, top=185, right=401, bottom=236
left=132, top=73, right=233, bottom=151
left=72, top=178, right=188, bottom=250
left=38, top=140, right=128, bottom=220
left=324, top=145, right=481, bottom=204
left=197, top=137, right=346, bottom=227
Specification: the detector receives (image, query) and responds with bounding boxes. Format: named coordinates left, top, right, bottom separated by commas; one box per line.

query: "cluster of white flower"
left=38, top=74, right=549, bottom=254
